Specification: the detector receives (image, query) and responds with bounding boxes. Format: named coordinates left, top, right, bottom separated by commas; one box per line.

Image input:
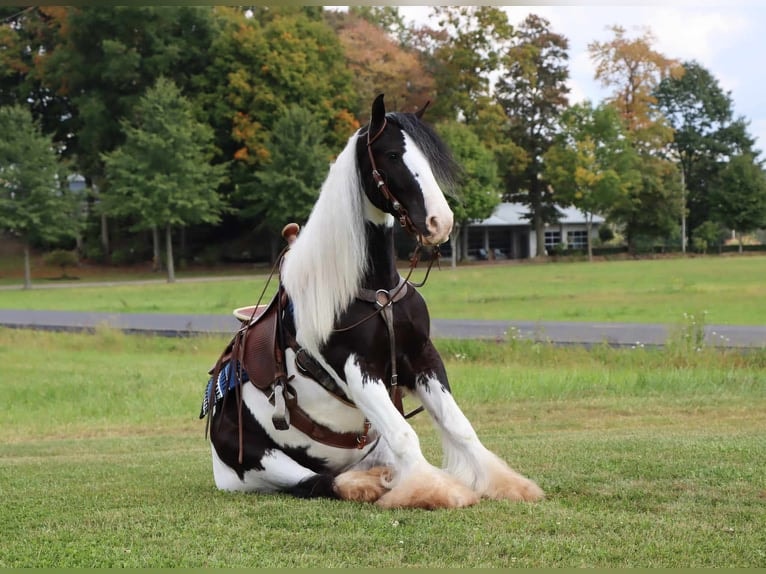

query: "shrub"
left=691, top=221, right=726, bottom=254
left=43, top=249, right=79, bottom=278
left=598, top=224, right=615, bottom=243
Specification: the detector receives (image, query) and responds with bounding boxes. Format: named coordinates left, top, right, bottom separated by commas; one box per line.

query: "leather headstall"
left=366, top=117, right=419, bottom=238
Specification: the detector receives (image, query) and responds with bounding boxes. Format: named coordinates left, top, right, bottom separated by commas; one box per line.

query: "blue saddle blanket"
left=199, top=361, right=248, bottom=419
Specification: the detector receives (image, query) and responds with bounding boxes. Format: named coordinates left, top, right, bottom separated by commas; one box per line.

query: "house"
left=459, top=202, right=605, bottom=260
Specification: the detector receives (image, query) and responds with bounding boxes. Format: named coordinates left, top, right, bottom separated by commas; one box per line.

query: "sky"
left=394, top=3, right=766, bottom=151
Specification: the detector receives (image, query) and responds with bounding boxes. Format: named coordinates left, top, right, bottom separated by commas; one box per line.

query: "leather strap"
left=294, top=347, right=356, bottom=407
left=376, top=289, right=404, bottom=414
left=366, top=117, right=418, bottom=236
left=356, top=275, right=408, bottom=304
left=282, top=392, right=375, bottom=449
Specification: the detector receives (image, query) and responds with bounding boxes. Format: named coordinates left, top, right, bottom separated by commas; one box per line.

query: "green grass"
left=2, top=255, right=765, bottom=325
left=1, top=328, right=764, bottom=567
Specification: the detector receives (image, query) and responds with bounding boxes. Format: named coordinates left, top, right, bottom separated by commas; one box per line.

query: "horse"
left=200, top=94, right=544, bottom=509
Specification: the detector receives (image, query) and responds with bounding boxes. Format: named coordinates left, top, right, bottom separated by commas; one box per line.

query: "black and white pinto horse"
left=202, top=94, right=543, bottom=509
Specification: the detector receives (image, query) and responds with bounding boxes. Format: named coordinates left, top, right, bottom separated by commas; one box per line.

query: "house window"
left=567, top=230, right=588, bottom=250
left=544, top=231, right=561, bottom=252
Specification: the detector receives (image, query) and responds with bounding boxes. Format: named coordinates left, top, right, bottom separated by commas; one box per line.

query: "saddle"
left=209, top=294, right=279, bottom=388
left=208, top=286, right=371, bottom=452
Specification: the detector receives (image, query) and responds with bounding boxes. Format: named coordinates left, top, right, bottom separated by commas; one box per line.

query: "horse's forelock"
left=387, top=112, right=462, bottom=196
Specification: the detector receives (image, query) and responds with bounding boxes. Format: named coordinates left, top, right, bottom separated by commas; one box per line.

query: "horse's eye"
left=387, top=152, right=400, bottom=162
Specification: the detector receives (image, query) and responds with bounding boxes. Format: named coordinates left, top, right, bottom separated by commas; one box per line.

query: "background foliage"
left=1, top=5, right=765, bottom=271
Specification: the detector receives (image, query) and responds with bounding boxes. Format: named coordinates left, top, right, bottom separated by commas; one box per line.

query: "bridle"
left=366, top=116, right=420, bottom=239
left=363, top=115, right=442, bottom=286
left=333, top=119, right=443, bottom=336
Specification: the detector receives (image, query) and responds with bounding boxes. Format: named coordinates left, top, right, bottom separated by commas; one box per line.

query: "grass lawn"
left=1, top=254, right=766, bottom=326
left=1, top=328, right=764, bottom=567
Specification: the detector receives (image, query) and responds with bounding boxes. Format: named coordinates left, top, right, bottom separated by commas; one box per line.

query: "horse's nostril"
left=428, top=216, right=439, bottom=231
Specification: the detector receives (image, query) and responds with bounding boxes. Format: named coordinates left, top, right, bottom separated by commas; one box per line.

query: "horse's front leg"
left=337, top=353, right=479, bottom=509
left=412, top=341, right=544, bottom=502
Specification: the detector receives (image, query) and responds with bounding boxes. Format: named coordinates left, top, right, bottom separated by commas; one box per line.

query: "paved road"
left=0, top=308, right=764, bottom=349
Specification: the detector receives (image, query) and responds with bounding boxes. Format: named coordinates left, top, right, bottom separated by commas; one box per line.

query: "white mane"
left=281, top=132, right=370, bottom=357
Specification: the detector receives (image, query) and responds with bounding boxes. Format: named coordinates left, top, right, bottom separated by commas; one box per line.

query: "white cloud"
left=649, top=9, right=749, bottom=64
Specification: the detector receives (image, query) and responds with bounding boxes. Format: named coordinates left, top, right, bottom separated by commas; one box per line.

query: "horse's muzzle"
left=422, top=213, right=453, bottom=246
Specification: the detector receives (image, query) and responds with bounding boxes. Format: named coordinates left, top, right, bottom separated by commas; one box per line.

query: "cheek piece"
left=366, top=118, right=420, bottom=241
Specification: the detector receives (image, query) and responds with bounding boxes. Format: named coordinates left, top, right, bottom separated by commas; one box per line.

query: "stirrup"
left=271, top=380, right=290, bottom=431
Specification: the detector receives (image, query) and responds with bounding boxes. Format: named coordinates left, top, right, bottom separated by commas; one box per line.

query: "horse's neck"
left=361, top=223, right=399, bottom=290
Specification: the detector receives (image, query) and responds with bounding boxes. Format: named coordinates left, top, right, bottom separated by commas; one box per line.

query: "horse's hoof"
left=486, top=476, right=544, bottom=501
left=375, top=468, right=480, bottom=510
left=333, top=466, right=391, bottom=503
left=482, top=461, right=545, bottom=502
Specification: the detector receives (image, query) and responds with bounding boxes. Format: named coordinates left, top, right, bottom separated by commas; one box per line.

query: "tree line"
left=1, top=6, right=765, bottom=286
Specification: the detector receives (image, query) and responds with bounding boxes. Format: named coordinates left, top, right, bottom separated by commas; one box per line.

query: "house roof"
left=467, top=202, right=604, bottom=227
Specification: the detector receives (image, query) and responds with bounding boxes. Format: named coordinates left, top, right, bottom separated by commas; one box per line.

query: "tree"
left=345, top=6, right=414, bottom=48
left=589, top=25, right=684, bottom=251
left=214, top=6, right=356, bottom=167
left=0, top=7, right=72, bottom=138
left=37, top=6, right=221, bottom=255
left=0, top=104, right=79, bottom=288
left=544, top=102, right=639, bottom=260
left=416, top=6, right=514, bottom=125
left=102, top=78, right=226, bottom=282
left=710, top=153, right=766, bottom=252
left=331, top=11, right=434, bottom=120
left=610, top=155, right=683, bottom=253
left=495, top=13, right=570, bottom=258
left=654, top=60, right=758, bottom=244
left=589, top=25, right=682, bottom=149
left=204, top=6, right=357, bottom=241
left=238, top=105, right=331, bottom=259
left=435, top=121, right=501, bottom=266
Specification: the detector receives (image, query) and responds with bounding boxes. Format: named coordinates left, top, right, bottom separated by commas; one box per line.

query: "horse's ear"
left=370, top=93, right=386, bottom=135
left=415, top=100, right=431, bottom=119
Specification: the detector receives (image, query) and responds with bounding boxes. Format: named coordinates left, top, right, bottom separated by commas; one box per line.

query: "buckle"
left=356, top=419, right=372, bottom=449
left=375, top=289, right=391, bottom=308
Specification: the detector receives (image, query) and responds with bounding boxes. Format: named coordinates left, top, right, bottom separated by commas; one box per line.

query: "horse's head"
left=357, top=94, right=457, bottom=246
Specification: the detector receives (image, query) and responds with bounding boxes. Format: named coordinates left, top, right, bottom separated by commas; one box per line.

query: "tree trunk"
left=626, top=220, right=636, bottom=256
left=23, top=243, right=32, bottom=290
left=92, top=177, right=109, bottom=257
left=738, top=231, right=743, bottom=253
left=586, top=213, right=593, bottom=262
left=180, top=226, right=187, bottom=267
left=152, top=225, right=161, bottom=272
left=450, top=225, right=460, bottom=269
left=461, top=227, right=468, bottom=261
left=165, top=224, right=176, bottom=283
left=100, top=213, right=109, bottom=256
left=534, top=211, right=545, bottom=257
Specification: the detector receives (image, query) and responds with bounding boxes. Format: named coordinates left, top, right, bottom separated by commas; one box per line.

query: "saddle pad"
left=199, top=360, right=248, bottom=419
